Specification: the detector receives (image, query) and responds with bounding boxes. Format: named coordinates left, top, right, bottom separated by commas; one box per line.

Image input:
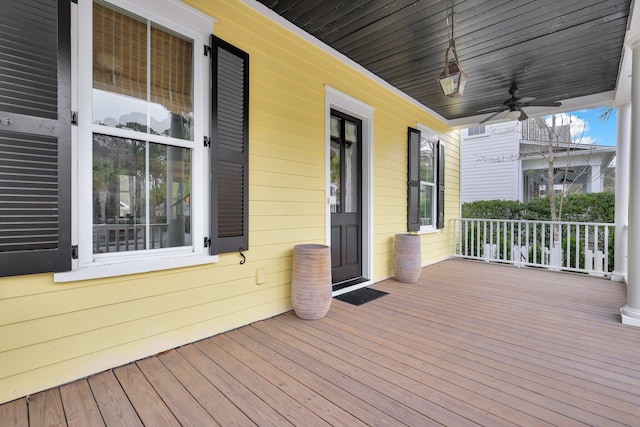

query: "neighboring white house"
left=461, top=121, right=616, bottom=203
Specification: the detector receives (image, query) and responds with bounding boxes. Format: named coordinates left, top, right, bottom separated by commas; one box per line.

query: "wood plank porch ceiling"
left=2, top=259, right=639, bottom=426
left=256, top=0, right=632, bottom=123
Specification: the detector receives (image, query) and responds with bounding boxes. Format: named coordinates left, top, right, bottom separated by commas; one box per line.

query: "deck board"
left=0, top=397, right=28, bottom=427
left=157, top=349, right=254, bottom=426
left=3, top=260, right=640, bottom=426
left=194, top=336, right=331, bottom=426
left=113, top=363, right=179, bottom=426
left=136, top=356, right=218, bottom=426
left=176, top=344, right=290, bottom=426
left=28, top=389, right=66, bottom=427
left=87, top=371, right=143, bottom=427
left=59, top=380, right=105, bottom=427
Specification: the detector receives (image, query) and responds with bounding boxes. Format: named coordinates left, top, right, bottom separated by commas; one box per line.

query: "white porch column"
left=612, top=104, right=630, bottom=283
left=588, top=164, right=602, bottom=193
left=621, top=33, right=640, bottom=326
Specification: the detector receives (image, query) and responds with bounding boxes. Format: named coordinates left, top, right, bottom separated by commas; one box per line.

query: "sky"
left=545, top=107, right=617, bottom=146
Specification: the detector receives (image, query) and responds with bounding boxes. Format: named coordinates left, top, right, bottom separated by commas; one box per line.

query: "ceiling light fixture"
left=437, top=11, right=468, bottom=97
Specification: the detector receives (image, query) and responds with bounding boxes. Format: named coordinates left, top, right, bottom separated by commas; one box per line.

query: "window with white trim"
left=53, top=0, right=249, bottom=282
left=91, top=2, right=196, bottom=255
left=407, top=126, right=445, bottom=232
left=467, top=125, right=486, bottom=136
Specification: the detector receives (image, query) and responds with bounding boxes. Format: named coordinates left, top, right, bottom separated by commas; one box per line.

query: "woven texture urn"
left=393, top=233, right=422, bottom=283
left=291, top=244, right=332, bottom=320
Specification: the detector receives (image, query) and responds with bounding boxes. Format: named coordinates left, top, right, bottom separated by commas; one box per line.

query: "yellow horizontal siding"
left=0, top=0, right=460, bottom=403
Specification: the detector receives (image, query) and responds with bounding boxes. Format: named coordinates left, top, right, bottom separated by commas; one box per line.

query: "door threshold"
left=332, top=277, right=368, bottom=292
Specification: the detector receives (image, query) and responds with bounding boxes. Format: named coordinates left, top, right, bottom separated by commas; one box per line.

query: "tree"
left=520, top=114, right=605, bottom=266
left=521, top=114, right=600, bottom=221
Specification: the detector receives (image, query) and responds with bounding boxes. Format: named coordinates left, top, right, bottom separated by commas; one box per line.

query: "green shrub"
left=462, top=192, right=615, bottom=224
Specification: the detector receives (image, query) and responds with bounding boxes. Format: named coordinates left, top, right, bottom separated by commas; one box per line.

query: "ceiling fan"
left=478, top=83, right=562, bottom=124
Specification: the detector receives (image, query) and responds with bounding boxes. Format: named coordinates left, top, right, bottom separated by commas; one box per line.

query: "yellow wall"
left=0, top=0, right=460, bottom=404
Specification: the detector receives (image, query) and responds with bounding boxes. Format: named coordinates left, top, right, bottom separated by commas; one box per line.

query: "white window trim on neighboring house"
left=56, top=0, right=215, bottom=282
left=466, top=124, right=489, bottom=138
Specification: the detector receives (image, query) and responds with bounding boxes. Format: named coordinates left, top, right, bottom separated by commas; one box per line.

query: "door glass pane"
left=93, top=134, right=146, bottom=253
left=330, top=138, right=341, bottom=214
left=344, top=121, right=358, bottom=213
left=149, top=143, right=192, bottom=248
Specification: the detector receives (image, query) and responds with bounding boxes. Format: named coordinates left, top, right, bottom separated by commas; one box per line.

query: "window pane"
left=93, top=3, right=148, bottom=132
left=468, top=125, right=485, bottom=136
left=150, top=25, right=194, bottom=138
left=149, top=143, right=192, bottom=248
left=420, top=139, right=434, bottom=183
left=93, top=134, right=146, bottom=253
left=420, top=183, right=434, bottom=226
left=92, top=3, right=194, bottom=140
left=92, top=136, right=192, bottom=253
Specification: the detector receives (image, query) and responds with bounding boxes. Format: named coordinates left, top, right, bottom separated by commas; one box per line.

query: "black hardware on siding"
left=204, top=136, right=211, bottom=147
left=71, top=245, right=78, bottom=259
left=204, top=237, right=211, bottom=248
left=71, top=111, right=78, bottom=125
left=204, top=45, right=212, bottom=56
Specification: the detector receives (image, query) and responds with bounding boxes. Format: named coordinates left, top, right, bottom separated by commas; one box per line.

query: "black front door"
left=330, top=110, right=362, bottom=287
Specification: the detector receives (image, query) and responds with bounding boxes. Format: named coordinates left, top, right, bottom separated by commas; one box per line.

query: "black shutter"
left=436, top=140, right=446, bottom=229
left=407, top=127, right=421, bottom=232
left=210, top=35, right=249, bottom=255
left=0, top=0, right=71, bottom=276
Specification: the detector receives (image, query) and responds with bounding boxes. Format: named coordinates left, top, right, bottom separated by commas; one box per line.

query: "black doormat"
left=334, top=287, right=388, bottom=306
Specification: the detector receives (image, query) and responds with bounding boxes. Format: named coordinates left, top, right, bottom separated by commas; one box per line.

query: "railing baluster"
left=503, top=221, right=507, bottom=262
left=605, top=225, right=610, bottom=272
left=583, top=224, right=589, bottom=271
left=565, top=223, right=570, bottom=269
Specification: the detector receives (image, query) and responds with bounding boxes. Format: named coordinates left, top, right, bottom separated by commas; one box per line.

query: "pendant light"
left=437, top=11, right=468, bottom=97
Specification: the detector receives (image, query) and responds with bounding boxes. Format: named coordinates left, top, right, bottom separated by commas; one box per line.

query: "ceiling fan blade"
left=479, top=110, right=505, bottom=124
left=518, top=108, right=528, bottom=121
left=477, top=105, right=507, bottom=113
left=525, top=100, right=562, bottom=107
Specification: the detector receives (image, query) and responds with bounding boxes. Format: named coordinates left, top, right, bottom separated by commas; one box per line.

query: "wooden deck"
left=2, top=259, right=640, bottom=426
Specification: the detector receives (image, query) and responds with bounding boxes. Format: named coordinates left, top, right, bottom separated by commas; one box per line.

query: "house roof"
left=254, top=0, right=637, bottom=127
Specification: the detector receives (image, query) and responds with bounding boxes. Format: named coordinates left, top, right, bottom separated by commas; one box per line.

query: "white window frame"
left=56, top=0, right=215, bottom=282
left=417, top=124, right=439, bottom=233
left=467, top=125, right=488, bottom=137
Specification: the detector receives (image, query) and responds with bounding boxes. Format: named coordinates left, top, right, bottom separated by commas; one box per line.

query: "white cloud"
left=577, top=136, right=598, bottom=145
left=544, top=113, right=594, bottom=144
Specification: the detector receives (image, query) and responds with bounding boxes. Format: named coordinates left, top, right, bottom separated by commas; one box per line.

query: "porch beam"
left=621, top=32, right=640, bottom=326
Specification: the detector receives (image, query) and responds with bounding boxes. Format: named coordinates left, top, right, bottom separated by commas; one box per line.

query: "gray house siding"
left=461, top=123, right=520, bottom=203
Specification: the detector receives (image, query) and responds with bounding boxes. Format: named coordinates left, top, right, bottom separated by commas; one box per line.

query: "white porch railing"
left=452, top=219, right=614, bottom=276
